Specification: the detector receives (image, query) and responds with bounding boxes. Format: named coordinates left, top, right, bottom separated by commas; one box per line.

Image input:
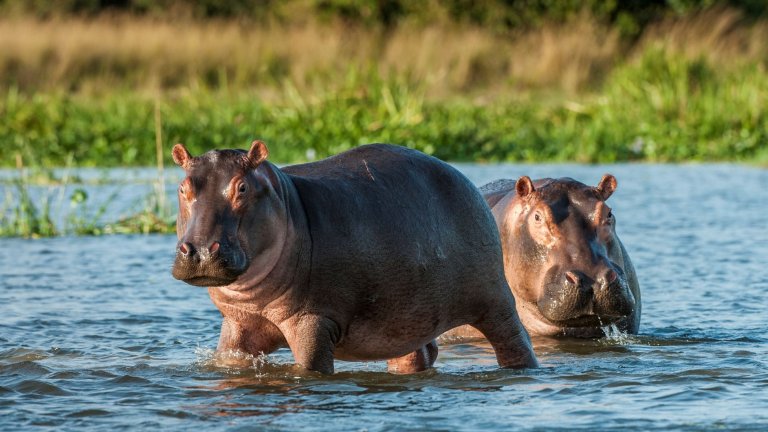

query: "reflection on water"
left=1, top=163, right=768, bottom=430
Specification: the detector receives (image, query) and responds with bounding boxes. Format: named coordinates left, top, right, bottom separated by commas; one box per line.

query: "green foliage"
left=2, top=48, right=766, bottom=237
left=0, top=163, right=175, bottom=237
left=2, top=52, right=767, bottom=169
left=0, top=178, right=57, bottom=238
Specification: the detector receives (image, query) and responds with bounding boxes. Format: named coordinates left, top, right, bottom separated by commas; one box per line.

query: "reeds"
left=0, top=109, right=177, bottom=238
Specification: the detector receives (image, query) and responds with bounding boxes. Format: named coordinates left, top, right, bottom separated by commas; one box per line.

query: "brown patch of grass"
left=635, top=6, right=768, bottom=65
left=0, top=8, right=766, bottom=99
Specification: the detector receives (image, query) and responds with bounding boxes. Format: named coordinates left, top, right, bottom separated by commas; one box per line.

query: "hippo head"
left=505, top=174, right=636, bottom=331
left=171, top=140, right=282, bottom=287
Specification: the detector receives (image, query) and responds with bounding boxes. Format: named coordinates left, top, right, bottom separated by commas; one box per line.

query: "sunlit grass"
left=1, top=7, right=767, bottom=236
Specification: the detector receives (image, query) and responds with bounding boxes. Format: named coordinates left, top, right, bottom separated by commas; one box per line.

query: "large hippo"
left=170, top=140, right=537, bottom=374
left=456, top=175, right=640, bottom=338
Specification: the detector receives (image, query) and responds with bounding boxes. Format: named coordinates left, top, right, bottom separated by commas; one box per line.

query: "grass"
left=2, top=52, right=767, bottom=168
left=1, top=8, right=767, bottom=237
left=0, top=162, right=177, bottom=238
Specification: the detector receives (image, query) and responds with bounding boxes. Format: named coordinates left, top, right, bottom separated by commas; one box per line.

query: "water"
left=2, top=163, right=767, bottom=431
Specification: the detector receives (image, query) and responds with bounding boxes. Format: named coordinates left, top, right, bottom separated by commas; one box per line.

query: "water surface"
left=2, top=163, right=767, bottom=430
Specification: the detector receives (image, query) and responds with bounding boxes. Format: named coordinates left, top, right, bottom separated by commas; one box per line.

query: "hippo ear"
left=515, top=176, right=535, bottom=198
left=596, top=174, right=617, bottom=200
left=246, top=140, right=269, bottom=167
left=172, top=143, right=192, bottom=169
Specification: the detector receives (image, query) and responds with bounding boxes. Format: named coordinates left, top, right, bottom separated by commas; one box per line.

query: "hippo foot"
left=386, top=340, right=438, bottom=374
left=474, top=309, right=539, bottom=369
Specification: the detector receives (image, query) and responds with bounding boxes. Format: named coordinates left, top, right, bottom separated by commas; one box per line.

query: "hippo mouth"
left=550, top=313, right=626, bottom=328
left=173, top=271, right=238, bottom=287
left=171, top=261, right=245, bottom=287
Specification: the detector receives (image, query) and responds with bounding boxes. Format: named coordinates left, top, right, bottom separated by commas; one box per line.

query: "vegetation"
left=1, top=2, right=767, bottom=236
left=3, top=51, right=767, bottom=168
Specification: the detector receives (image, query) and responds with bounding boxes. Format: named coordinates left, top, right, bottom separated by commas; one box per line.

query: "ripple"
left=66, top=409, right=112, bottom=418
left=0, top=360, right=52, bottom=377
left=13, top=380, right=70, bottom=396
left=0, top=348, right=50, bottom=364
left=109, top=374, right=152, bottom=385
left=2, top=165, right=768, bottom=431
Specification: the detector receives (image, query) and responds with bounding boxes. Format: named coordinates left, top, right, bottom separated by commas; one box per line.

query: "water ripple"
left=1, top=164, right=767, bottom=430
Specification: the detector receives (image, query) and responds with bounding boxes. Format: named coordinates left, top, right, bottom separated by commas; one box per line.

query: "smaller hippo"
left=476, top=175, right=641, bottom=338
left=171, top=140, right=537, bottom=374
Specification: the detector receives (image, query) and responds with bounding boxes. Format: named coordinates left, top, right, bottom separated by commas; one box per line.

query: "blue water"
left=2, top=163, right=767, bottom=430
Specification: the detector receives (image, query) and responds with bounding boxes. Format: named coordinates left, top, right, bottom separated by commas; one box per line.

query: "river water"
left=1, top=163, right=767, bottom=430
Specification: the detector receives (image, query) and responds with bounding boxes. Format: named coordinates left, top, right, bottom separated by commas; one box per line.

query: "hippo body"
left=171, top=142, right=537, bottom=373
left=453, top=175, right=640, bottom=339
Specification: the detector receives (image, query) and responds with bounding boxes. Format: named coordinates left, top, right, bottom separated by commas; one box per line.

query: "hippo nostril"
left=179, top=242, right=194, bottom=257
left=209, top=241, right=220, bottom=254
left=565, top=271, right=580, bottom=286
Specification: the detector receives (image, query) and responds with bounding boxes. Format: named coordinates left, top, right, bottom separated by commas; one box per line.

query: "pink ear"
left=515, top=176, right=535, bottom=198
left=172, top=143, right=192, bottom=168
left=597, top=174, right=617, bottom=200
left=247, top=140, right=269, bottom=167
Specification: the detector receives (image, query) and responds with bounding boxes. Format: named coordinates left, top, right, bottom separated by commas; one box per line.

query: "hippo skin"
left=170, top=141, right=537, bottom=374
left=451, top=175, right=640, bottom=339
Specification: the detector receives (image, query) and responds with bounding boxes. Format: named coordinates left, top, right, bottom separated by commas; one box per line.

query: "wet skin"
left=447, top=175, right=640, bottom=339
left=171, top=141, right=538, bottom=374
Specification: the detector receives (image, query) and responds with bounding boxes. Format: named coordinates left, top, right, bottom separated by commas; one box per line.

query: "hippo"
left=451, top=175, right=640, bottom=339
left=170, top=140, right=537, bottom=374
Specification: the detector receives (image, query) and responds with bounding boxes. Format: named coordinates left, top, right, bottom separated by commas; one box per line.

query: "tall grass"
left=6, top=8, right=764, bottom=97
left=1, top=7, right=768, bottom=237
left=0, top=105, right=176, bottom=238
left=0, top=15, right=618, bottom=96
left=2, top=55, right=767, bottom=168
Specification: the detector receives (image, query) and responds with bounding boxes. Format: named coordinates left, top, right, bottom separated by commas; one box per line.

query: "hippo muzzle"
left=537, top=264, right=635, bottom=327
left=171, top=240, right=248, bottom=287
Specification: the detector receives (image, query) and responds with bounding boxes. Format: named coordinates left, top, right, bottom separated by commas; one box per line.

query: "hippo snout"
left=538, top=265, right=633, bottom=326
left=177, top=241, right=220, bottom=262
left=172, top=240, right=247, bottom=287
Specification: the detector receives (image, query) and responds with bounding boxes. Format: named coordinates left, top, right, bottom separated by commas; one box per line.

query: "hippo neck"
left=211, top=161, right=311, bottom=310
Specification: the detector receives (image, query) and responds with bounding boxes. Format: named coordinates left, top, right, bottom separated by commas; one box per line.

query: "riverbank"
left=4, top=48, right=767, bottom=168
left=2, top=8, right=767, bottom=168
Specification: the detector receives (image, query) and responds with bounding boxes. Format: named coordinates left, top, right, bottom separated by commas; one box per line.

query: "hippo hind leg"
left=472, top=293, right=539, bottom=369
left=386, top=340, right=438, bottom=374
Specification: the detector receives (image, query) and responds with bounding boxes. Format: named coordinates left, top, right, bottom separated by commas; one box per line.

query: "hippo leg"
left=216, top=316, right=285, bottom=357
left=386, top=340, right=438, bottom=374
left=472, top=297, right=539, bottom=369
left=284, top=315, right=340, bottom=374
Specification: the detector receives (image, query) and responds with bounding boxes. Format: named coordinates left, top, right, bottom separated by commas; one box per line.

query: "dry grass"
left=0, top=8, right=766, bottom=99
left=634, top=6, right=768, bottom=65
left=0, top=14, right=622, bottom=98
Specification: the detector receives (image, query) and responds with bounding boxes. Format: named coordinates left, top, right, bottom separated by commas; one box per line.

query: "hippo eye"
left=534, top=213, right=542, bottom=223
left=178, top=185, right=185, bottom=195
left=237, top=182, right=248, bottom=195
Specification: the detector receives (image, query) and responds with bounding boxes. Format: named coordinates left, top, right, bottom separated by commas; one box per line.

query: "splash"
left=599, top=323, right=634, bottom=345
left=193, top=346, right=292, bottom=377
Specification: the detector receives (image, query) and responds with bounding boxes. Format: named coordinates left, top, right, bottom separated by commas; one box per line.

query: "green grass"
left=2, top=50, right=767, bottom=169
left=0, top=176, right=176, bottom=238
left=2, top=47, right=767, bottom=237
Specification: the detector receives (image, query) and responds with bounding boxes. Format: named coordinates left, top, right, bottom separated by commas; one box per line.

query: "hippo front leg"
left=387, top=340, right=438, bottom=374
left=283, top=315, right=340, bottom=374
left=216, top=316, right=286, bottom=360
